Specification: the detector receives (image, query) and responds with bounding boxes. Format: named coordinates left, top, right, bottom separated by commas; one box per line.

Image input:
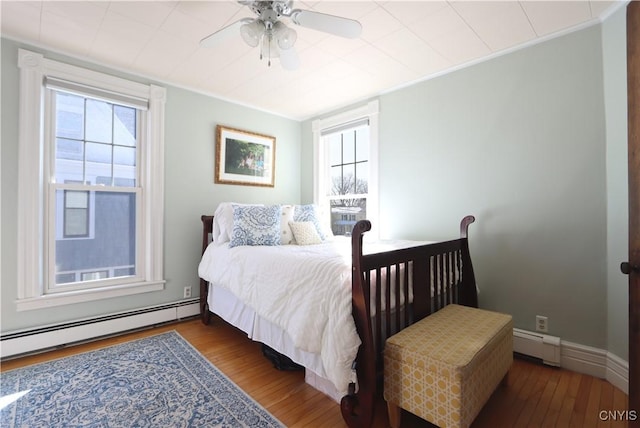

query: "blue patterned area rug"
left=1, top=331, right=284, bottom=427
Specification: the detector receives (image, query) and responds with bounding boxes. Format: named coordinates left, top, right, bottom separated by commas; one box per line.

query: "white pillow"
left=229, top=205, right=282, bottom=248
left=289, top=221, right=322, bottom=245
left=213, top=202, right=262, bottom=244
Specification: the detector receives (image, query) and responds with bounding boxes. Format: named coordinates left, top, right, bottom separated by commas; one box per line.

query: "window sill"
left=15, top=281, right=165, bottom=312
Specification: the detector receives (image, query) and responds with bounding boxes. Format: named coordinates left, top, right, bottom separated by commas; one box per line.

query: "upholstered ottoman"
left=384, top=304, right=513, bottom=428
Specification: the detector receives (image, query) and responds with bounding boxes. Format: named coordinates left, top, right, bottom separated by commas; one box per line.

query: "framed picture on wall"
left=215, top=125, right=276, bottom=187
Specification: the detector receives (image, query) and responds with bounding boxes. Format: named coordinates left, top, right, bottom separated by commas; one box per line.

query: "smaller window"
left=325, top=125, right=369, bottom=236
left=63, top=190, right=89, bottom=237
left=313, top=101, right=379, bottom=238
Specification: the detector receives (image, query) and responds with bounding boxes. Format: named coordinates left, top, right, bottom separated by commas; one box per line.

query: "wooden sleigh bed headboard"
left=198, top=214, right=478, bottom=428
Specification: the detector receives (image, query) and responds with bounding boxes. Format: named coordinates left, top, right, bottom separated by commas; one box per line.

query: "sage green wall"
left=1, top=38, right=301, bottom=333
left=304, top=20, right=626, bottom=353
left=603, top=8, right=629, bottom=360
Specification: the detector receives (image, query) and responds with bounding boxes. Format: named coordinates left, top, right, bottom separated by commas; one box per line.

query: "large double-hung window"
left=16, top=49, right=166, bottom=310
left=50, top=87, right=139, bottom=290
left=313, top=101, right=379, bottom=237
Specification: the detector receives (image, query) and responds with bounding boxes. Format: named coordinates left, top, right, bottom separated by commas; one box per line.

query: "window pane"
left=114, top=105, right=137, bottom=147
left=342, top=164, right=355, bottom=193
left=114, top=146, right=136, bottom=186
left=64, top=208, right=88, bottom=237
left=55, top=139, right=84, bottom=183
left=342, top=131, right=355, bottom=164
left=330, top=165, right=342, bottom=196
left=331, top=164, right=357, bottom=196
left=66, top=190, right=88, bottom=208
left=55, top=93, right=84, bottom=140
left=85, top=99, right=113, bottom=144
left=55, top=190, right=136, bottom=287
left=328, top=134, right=342, bottom=166
left=355, top=162, right=368, bottom=194
left=356, top=128, right=369, bottom=162
left=86, top=142, right=112, bottom=185
left=330, top=198, right=366, bottom=236
left=114, top=145, right=135, bottom=166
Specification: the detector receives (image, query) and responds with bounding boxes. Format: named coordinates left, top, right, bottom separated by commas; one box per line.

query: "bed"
left=198, top=203, right=478, bottom=428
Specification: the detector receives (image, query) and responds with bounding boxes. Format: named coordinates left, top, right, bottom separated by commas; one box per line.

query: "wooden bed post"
left=458, top=215, right=478, bottom=308
left=341, top=220, right=376, bottom=428
left=200, top=215, right=214, bottom=325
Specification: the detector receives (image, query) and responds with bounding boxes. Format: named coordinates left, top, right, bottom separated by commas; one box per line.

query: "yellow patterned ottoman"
left=384, top=304, right=513, bottom=428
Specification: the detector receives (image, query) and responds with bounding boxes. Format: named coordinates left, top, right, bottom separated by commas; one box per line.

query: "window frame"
left=312, top=100, right=379, bottom=238
left=16, top=49, right=166, bottom=311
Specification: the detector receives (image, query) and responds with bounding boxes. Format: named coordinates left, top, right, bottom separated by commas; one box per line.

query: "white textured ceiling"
left=1, top=1, right=619, bottom=120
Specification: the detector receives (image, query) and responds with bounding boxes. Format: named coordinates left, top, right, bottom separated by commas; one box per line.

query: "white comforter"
left=198, top=237, right=360, bottom=396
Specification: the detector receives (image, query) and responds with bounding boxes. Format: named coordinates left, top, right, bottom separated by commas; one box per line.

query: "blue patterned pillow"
left=293, top=204, right=326, bottom=240
left=229, top=205, right=282, bottom=248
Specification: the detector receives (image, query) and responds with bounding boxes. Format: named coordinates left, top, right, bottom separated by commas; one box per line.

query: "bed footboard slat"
left=403, top=262, right=411, bottom=326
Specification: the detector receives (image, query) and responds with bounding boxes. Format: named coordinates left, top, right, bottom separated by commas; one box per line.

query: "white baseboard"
left=512, top=330, right=629, bottom=394
left=605, top=352, right=630, bottom=394
left=1, top=299, right=200, bottom=359
left=559, top=340, right=628, bottom=394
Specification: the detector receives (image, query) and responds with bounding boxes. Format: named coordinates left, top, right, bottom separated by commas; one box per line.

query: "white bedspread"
left=198, top=237, right=359, bottom=396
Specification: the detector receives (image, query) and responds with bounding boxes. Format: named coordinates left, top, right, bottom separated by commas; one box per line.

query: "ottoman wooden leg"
left=387, top=401, right=401, bottom=428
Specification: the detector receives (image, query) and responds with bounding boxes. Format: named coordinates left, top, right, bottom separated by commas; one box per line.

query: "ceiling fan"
left=200, top=0, right=363, bottom=70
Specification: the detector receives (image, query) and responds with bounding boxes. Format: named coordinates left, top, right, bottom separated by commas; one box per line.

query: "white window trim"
left=16, top=49, right=166, bottom=311
left=312, top=100, right=379, bottom=238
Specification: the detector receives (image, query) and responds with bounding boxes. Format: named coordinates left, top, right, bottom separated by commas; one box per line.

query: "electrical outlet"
left=536, top=315, right=548, bottom=333
left=183, top=286, right=191, bottom=299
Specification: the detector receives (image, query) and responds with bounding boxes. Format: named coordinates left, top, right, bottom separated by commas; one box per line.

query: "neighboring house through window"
left=312, top=100, right=379, bottom=237
left=16, top=49, right=166, bottom=310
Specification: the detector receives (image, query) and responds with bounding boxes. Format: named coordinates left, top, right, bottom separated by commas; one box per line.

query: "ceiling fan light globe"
left=240, top=20, right=264, bottom=48
left=273, top=21, right=297, bottom=50
left=279, top=46, right=300, bottom=70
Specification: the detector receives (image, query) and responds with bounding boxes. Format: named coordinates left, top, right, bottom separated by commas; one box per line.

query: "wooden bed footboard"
left=341, top=216, right=478, bottom=428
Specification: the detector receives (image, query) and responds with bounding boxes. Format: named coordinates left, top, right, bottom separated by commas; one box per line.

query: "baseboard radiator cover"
left=513, top=328, right=561, bottom=366
left=1, top=299, right=200, bottom=359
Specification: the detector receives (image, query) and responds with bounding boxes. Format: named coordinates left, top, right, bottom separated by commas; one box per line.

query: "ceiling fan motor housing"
left=245, top=1, right=293, bottom=19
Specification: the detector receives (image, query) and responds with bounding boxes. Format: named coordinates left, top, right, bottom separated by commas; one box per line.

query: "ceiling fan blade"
left=279, top=47, right=299, bottom=71
left=200, top=18, right=253, bottom=48
left=289, top=9, right=362, bottom=39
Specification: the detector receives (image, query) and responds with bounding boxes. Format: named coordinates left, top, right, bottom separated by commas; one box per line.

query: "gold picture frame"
left=215, top=125, right=276, bottom=187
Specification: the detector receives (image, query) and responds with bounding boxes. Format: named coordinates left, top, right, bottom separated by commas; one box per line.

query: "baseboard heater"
left=513, top=328, right=561, bottom=366
left=1, top=299, right=200, bottom=359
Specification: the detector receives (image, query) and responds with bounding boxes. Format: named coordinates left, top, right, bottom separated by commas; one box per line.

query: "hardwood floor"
left=1, top=317, right=631, bottom=427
